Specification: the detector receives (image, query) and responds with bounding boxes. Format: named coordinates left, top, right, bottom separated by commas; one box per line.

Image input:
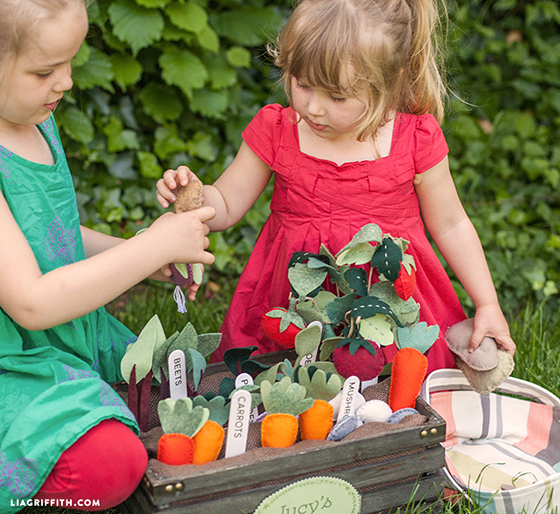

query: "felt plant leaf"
left=326, top=293, right=356, bottom=326
left=296, top=290, right=337, bottom=326
left=395, top=322, right=439, bottom=354
left=196, top=333, right=222, bottom=358
left=218, top=376, right=236, bottom=399
left=335, top=223, right=383, bottom=256
left=401, top=253, right=416, bottom=273
left=261, top=377, right=314, bottom=416
left=192, top=395, right=229, bottom=426
left=296, top=366, right=342, bottom=402
left=167, top=322, right=199, bottom=353
left=358, top=314, right=394, bottom=346
left=294, top=324, right=322, bottom=359
left=121, top=314, right=166, bottom=384
left=371, top=237, right=403, bottom=281
left=336, top=242, right=375, bottom=267
left=254, top=361, right=288, bottom=386
left=263, top=306, right=306, bottom=332
left=288, top=262, right=328, bottom=299
left=188, top=348, right=207, bottom=391
left=320, top=336, right=343, bottom=361
left=223, top=346, right=259, bottom=376
left=241, top=358, right=272, bottom=378
left=344, top=268, right=368, bottom=296
left=229, top=385, right=262, bottom=412
left=288, top=251, right=329, bottom=269
left=152, top=331, right=179, bottom=381
left=350, top=295, right=403, bottom=327
left=157, top=397, right=209, bottom=437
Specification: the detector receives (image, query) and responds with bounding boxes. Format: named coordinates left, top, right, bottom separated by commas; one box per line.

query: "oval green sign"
left=254, top=476, right=361, bottom=514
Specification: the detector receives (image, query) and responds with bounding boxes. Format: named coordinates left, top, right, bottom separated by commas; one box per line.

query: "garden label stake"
left=224, top=389, right=252, bottom=458
left=235, top=373, right=260, bottom=422
left=168, top=349, right=188, bottom=400
left=338, top=376, right=360, bottom=422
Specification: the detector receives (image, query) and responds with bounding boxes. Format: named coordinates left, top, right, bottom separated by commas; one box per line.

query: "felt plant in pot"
left=260, top=376, right=314, bottom=448
left=157, top=397, right=209, bottom=466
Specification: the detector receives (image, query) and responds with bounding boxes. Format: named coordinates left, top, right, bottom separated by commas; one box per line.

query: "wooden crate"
left=119, top=351, right=446, bottom=514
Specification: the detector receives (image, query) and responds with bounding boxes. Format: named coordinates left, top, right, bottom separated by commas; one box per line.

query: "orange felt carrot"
left=299, top=399, right=334, bottom=440
left=388, top=347, right=428, bottom=412
left=157, top=433, right=195, bottom=466
left=192, top=420, right=225, bottom=465
left=261, top=413, right=299, bottom=448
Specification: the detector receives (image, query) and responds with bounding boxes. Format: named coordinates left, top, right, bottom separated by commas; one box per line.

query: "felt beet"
left=169, top=262, right=194, bottom=286
left=393, top=262, right=416, bottom=301
left=332, top=339, right=385, bottom=381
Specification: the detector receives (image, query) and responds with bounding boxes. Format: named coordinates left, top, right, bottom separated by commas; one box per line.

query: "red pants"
left=35, top=419, right=147, bottom=511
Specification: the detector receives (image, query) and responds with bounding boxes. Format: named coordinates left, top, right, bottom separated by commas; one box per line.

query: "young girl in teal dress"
left=157, top=0, right=516, bottom=374
left=0, top=0, right=215, bottom=511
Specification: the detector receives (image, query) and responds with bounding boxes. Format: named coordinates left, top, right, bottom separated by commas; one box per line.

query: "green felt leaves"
left=260, top=376, right=314, bottom=416
left=295, top=366, right=342, bottom=401
left=192, top=395, right=229, bottom=426
left=121, top=314, right=166, bottom=384
left=395, top=322, right=439, bottom=354
left=158, top=397, right=209, bottom=437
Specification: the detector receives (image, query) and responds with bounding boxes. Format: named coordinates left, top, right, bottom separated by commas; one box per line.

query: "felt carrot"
left=192, top=420, right=225, bottom=465
left=260, top=377, right=314, bottom=448
left=191, top=395, right=229, bottom=465
left=388, top=347, right=428, bottom=412
left=299, top=399, right=334, bottom=440
left=157, top=397, right=209, bottom=466
left=293, top=365, right=342, bottom=440
left=388, top=322, right=439, bottom=412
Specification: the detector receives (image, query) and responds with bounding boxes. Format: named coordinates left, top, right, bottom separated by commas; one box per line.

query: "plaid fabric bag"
left=421, top=369, right=560, bottom=513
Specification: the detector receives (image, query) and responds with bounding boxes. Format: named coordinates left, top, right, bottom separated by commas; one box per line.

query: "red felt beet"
left=393, top=263, right=416, bottom=301
left=332, top=341, right=385, bottom=381
left=261, top=309, right=303, bottom=348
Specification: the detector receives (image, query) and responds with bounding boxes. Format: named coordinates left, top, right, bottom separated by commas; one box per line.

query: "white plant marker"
left=298, top=321, right=322, bottom=366
left=235, top=373, right=259, bottom=422
left=361, top=377, right=378, bottom=391
left=224, top=389, right=252, bottom=458
left=337, top=375, right=360, bottom=422
left=168, top=349, right=188, bottom=400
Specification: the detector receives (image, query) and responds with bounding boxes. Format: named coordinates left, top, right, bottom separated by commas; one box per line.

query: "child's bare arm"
left=0, top=191, right=215, bottom=330
left=415, top=157, right=516, bottom=355
left=157, top=141, right=273, bottom=232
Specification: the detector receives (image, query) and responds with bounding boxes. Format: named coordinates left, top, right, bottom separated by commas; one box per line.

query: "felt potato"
left=173, top=178, right=203, bottom=214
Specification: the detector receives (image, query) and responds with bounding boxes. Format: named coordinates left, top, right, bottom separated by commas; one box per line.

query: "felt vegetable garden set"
left=119, top=223, right=440, bottom=467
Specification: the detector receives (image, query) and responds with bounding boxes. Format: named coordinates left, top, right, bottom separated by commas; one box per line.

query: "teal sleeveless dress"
left=0, top=116, right=138, bottom=513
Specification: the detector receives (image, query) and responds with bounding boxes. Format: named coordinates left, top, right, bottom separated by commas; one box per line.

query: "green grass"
left=20, top=286, right=560, bottom=514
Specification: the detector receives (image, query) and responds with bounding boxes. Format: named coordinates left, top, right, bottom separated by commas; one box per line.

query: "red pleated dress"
left=213, top=104, right=465, bottom=375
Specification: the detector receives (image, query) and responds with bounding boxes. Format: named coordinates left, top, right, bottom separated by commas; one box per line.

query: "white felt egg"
left=356, top=400, right=393, bottom=423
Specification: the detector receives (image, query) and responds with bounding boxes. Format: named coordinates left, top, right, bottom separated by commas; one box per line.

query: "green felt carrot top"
left=260, top=376, right=314, bottom=416
left=158, top=397, right=209, bottom=438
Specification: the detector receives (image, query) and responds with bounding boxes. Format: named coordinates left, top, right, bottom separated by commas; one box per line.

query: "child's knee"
left=36, top=418, right=147, bottom=510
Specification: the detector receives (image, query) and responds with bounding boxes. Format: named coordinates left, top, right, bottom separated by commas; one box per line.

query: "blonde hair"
left=0, top=0, right=87, bottom=72
left=270, top=0, right=447, bottom=141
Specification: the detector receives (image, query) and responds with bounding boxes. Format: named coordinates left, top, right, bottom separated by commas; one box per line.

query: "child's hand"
left=469, top=304, right=516, bottom=356
left=148, top=206, right=215, bottom=266
left=156, top=166, right=201, bottom=210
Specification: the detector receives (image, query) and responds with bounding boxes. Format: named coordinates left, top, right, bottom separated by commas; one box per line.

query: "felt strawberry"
left=393, top=262, right=416, bottom=301
left=332, top=338, right=385, bottom=382
left=261, top=297, right=307, bottom=349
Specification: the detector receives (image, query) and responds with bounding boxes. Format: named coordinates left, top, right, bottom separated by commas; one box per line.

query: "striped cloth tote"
left=421, top=369, right=560, bottom=513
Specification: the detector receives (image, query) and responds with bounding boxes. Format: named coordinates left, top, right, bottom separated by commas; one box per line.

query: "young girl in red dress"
left=157, top=0, right=516, bottom=374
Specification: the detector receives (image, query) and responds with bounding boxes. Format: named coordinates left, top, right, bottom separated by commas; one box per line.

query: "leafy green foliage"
left=63, top=0, right=560, bottom=321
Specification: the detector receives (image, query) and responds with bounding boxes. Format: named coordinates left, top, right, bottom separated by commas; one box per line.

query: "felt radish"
left=260, top=376, right=314, bottom=448
left=261, top=297, right=306, bottom=349
left=157, top=397, right=209, bottom=466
